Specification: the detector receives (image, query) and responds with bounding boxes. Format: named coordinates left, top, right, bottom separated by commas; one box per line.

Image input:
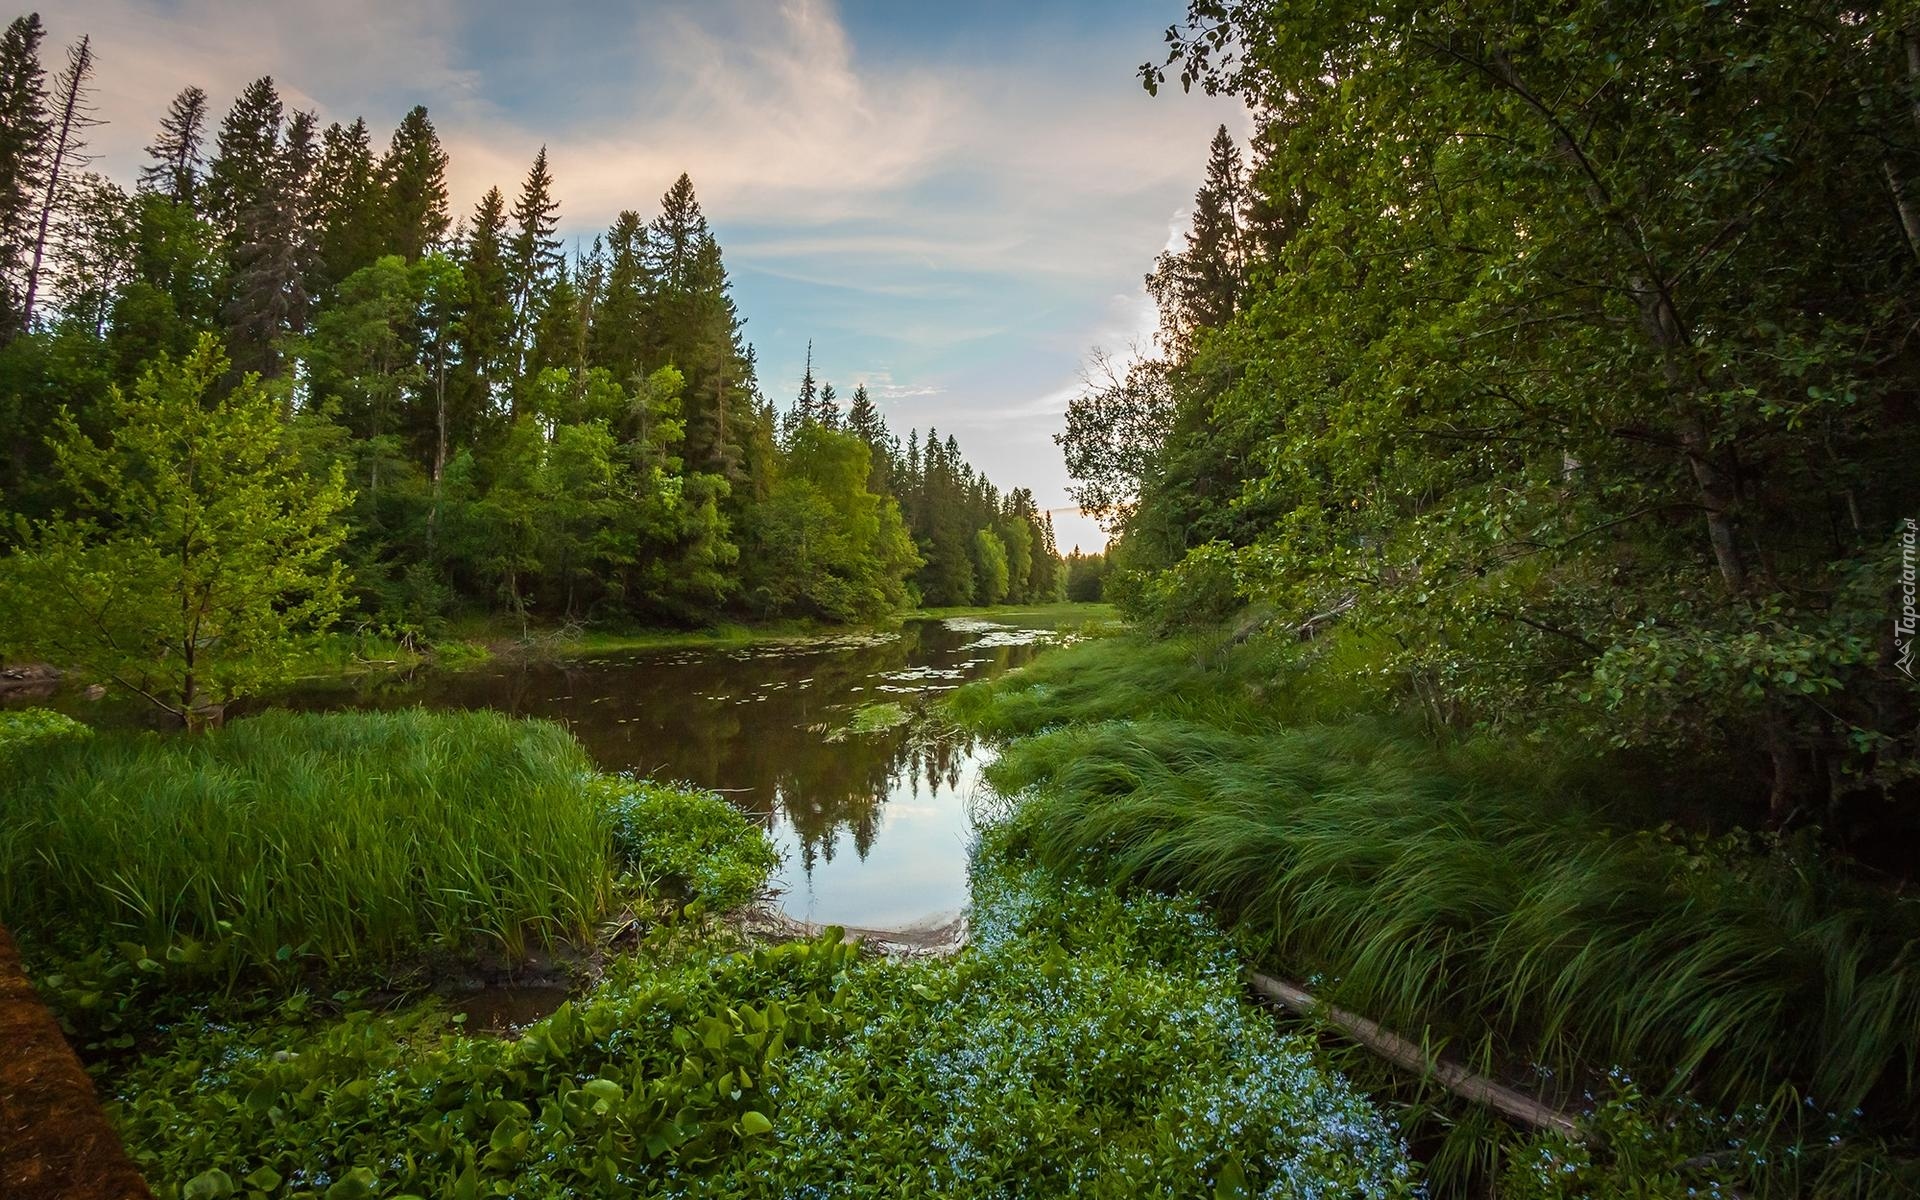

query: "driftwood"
left=1250, top=970, right=1580, bottom=1139
left=0, top=924, right=154, bottom=1200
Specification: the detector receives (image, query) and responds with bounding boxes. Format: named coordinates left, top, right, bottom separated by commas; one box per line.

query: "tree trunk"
left=22, top=37, right=92, bottom=332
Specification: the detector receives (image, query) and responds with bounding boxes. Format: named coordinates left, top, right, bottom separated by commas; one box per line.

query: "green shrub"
left=0, top=706, right=91, bottom=752
left=599, top=778, right=779, bottom=912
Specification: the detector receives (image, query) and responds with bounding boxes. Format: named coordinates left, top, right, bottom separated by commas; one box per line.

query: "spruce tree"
left=0, top=13, right=47, bottom=330
left=204, top=77, right=283, bottom=240
left=225, top=106, right=312, bottom=380
left=314, top=118, right=381, bottom=296
left=458, top=185, right=513, bottom=409
left=378, top=104, right=449, bottom=262
left=1146, top=123, right=1246, bottom=349
left=507, top=145, right=562, bottom=381
left=589, top=208, right=650, bottom=385
left=139, top=86, right=209, bottom=206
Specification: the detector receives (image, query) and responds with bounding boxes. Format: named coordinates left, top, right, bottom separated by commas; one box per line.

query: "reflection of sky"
left=769, top=743, right=987, bottom=930
left=52, top=0, right=1249, bottom=553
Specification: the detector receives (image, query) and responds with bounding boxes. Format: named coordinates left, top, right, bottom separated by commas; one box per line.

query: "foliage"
left=954, top=631, right=1920, bottom=1194
left=599, top=778, right=778, bottom=913
left=110, top=934, right=858, bottom=1200
left=0, top=24, right=1063, bottom=652
left=102, top=825, right=1413, bottom=1200
left=0, top=335, right=351, bottom=725
left=0, top=704, right=88, bottom=751
left=1069, top=0, right=1920, bottom=829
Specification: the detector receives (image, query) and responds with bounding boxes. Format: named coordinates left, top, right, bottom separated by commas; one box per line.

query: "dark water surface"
left=213, top=616, right=1071, bottom=928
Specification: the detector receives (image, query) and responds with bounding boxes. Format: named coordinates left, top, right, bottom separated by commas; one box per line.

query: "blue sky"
left=57, top=0, right=1246, bottom=551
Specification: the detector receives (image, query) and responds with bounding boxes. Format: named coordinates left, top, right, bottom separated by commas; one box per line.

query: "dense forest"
left=1066, top=0, right=1920, bottom=839
left=0, top=12, right=1064, bottom=659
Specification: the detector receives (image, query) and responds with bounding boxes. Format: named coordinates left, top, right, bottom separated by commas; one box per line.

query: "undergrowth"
left=106, top=826, right=1416, bottom=1200
left=952, top=630, right=1920, bottom=1197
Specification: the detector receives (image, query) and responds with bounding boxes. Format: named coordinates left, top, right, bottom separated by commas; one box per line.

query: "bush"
left=600, top=778, right=779, bottom=912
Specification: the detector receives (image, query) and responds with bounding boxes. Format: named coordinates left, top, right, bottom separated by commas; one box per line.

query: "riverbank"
left=949, top=628, right=1920, bottom=1198
left=0, top=704, right=1413, bottom=1198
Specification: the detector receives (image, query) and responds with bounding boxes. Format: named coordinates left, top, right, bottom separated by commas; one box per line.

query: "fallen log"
left=1249, top=970, right=1580, bottom=1139
left=0, top=923, right=153, bottom=1200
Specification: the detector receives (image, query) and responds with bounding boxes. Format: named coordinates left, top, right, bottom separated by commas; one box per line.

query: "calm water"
left=95, top=615, right=1067, bottom=929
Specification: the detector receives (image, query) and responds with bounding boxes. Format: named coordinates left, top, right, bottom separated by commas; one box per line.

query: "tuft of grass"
left=0, top=709, right=612, bottom=977
left=955, top=632, right=1920, bottom=1170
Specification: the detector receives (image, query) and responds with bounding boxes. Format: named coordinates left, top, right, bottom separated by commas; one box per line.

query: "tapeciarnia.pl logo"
left=1899, top=517, right=1917, bottom=680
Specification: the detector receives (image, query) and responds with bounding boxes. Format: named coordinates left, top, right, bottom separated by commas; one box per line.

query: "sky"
left=49, top=0, right=1247, bottom=553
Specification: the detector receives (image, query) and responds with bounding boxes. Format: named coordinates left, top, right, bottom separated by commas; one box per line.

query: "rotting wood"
left=1249, top=969, right=1581, bottom=1139
left=0, top=923, right=154, bottom=1200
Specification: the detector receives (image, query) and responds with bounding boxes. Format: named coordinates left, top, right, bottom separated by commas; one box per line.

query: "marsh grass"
left=0, top=709, right=613, bottom=976
left=955, top=633, right=1920, bottom=1148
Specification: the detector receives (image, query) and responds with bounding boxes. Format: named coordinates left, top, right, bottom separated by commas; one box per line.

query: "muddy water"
left=251, top=615, right=1069, bottom=929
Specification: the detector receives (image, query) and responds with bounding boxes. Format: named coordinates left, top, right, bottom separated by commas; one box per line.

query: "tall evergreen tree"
left=203, top=77, right=282, bottom=240
left=18, top=28, right=88, bottom=331
left=589, top=208, right=650, bottom=385
left=378, top=104, right=448, bottom=262
left=1146, top=123, right=1246, bottom=351
left=314, top=118, right=382, bottom=297
left=456, top=185, right=513, bottom=412
left=507, top=145, right=562, bottom=388
left=224, top=106, right=312, bottom=380
left=0, top=13, right=46, bottom=330
left=139, top=85, right=208, bottom=206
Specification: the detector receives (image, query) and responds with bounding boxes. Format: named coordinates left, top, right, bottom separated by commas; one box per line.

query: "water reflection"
left=245, top=618, right=1059, bottom=927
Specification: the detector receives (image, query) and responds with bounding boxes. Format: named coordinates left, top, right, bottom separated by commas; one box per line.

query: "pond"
left=25, top=614, right=1077, bottom=931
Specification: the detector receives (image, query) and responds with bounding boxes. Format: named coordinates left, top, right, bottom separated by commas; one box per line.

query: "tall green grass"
left=955, top=634, right=1920, bottom=1135
left=0, top=709, right=613, bottom=973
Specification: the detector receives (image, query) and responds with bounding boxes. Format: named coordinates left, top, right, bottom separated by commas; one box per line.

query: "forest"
left=0, top=11, right=1064, bottom=685
left=1019, top=0, right=1920, bottom=1191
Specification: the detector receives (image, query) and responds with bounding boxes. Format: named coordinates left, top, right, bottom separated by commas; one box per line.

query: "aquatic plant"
left=0, top=706, right=91, bottom=752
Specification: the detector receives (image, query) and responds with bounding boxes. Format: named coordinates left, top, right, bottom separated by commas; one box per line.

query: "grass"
left=909, top=600, right=1120, bottom=627
left=101, top=827, right=1415, bottom=1200
left=951, top=630, right=1920, bottom=1195
left=0, top=710, right=613, bottom=978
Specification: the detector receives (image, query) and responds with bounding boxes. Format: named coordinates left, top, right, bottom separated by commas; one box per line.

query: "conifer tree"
left=314, top=118, right=382, bottom=295
left=139, top=86, right=208, bottom=206
left=507, top=145, right=562, bottom=385
left=817, top=380, right=839, bottom=430
left=203, top=77, right=282, bottom=240
left=378, top=104, right=449, bottom=262
left=589, top=208, right=650, bottom=386
left=1146, top=123, right=1246, bottom=350
left=0, top=13, right=46, bottom=330
left=457, top=185, right=513, bottom=408
left=225, top=106, right=312, bottom=379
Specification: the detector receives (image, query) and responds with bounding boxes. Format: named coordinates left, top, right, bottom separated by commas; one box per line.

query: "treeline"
left=0, top=12, right=1061, bottom=639
left=1066, top=1, right=1920, bottom=836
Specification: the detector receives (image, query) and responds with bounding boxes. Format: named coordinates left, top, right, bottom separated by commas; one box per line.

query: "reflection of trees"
left=243, top=620, right=1056, bottom=883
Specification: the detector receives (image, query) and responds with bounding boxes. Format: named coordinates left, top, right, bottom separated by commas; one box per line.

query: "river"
left=13, top=613, right=1079, bottom=931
